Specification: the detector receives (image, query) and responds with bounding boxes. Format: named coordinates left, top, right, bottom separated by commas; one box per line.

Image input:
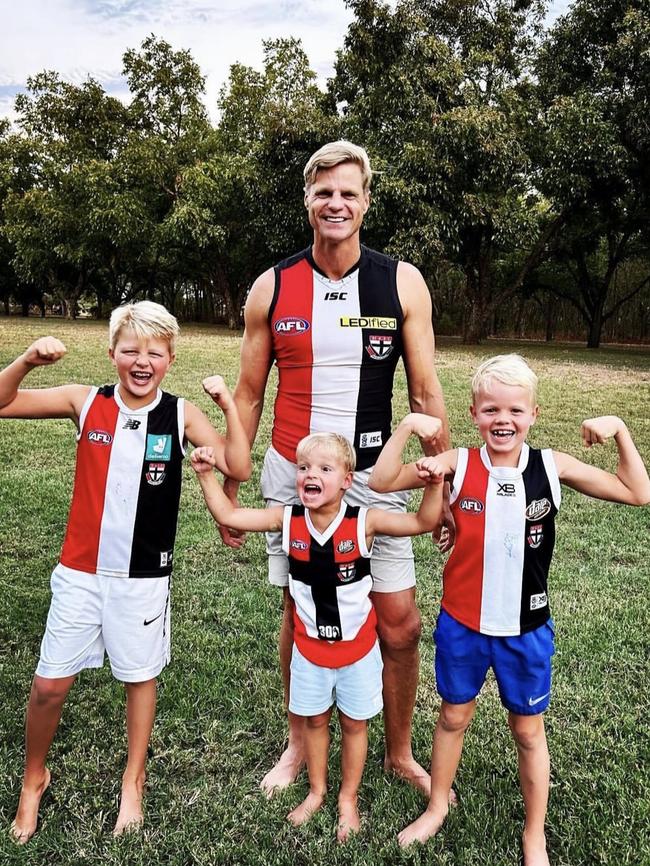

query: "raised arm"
left=366, top=469, right=444, bottom=540
left=184, top=375, right=252, bottom=482
left=397, top=262, right=450, bottom=455
left=0, top=337, right=88, bottom=421
left=555, top=416, right=650, bottom=505
left=190, top=447, right=283, bottom=532
left=370, top=412, right=445, bottom=492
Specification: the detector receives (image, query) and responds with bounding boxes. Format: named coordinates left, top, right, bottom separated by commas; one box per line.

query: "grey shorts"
left=260, top=446, right=415, bottom=593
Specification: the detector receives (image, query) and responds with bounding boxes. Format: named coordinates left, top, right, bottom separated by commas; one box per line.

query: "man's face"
left=304, top=162, right=370, bottom=244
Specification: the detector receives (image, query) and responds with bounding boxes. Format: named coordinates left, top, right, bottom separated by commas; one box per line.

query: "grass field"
left=0, top=317, right=649, bottom=866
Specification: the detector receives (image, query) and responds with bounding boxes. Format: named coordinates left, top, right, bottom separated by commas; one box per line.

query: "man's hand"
left=218, top=476, right=246, bottom=549
left=23, top=337, right=67, bottom=367
left=202, top=375, right=234, bottom=412
left=581, top=416, right=623, bottom=447
left=190, top=446, right=216, bottom=474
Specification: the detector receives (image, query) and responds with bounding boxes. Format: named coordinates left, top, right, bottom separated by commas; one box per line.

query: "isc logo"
left=459, top=497, right=484, bottom=514
left=274, top=317, right=310, bottom=334
left=324, top=292, right=347, bottom=300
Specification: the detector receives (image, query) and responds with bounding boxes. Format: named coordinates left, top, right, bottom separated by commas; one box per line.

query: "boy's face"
left=295, top=445, right=353, bottom=510
left=109, top=329, right=175, bottom=408
left=470, top=381, right=538, bottom=465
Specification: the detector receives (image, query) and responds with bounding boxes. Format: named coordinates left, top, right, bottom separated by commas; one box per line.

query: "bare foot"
left=287, top=791, right=325, bottom=827
left=397, top=804, right=448, bottom=848
left=384, top=757, right=431, bottom=798
left=522, top=829, right=550, bottom=866
left=260, top=746, right=305, bottom=799
left=337, top=796, right=361, bottom=843
left=113, top=774, right=145, bottom=836
left=10, top=767, right=51, bottom=844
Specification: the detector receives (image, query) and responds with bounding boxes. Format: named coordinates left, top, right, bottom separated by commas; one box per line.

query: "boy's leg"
left=261, top=588, right=305, bottom=796
left=11, top=674, right=76, bottom=843
left=337, top=712, right=367, bottom=843
left=398, top=699, right=475, bottom=847
left=509, top=712, right=550, bottom=866
left=287, top=709, right=331, bottom=826
left=114, top=678, right=157, bottom=835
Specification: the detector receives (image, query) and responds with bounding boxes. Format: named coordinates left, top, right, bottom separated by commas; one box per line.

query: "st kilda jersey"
left=269, top=246, right=404, bottom=471
left=59, top=385, right=185, bottom=578
left=282, top=502, right=377, bottom=667
left=443, top=444, right=561, bottom=636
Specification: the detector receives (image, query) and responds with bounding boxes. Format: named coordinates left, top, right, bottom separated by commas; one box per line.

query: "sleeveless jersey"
left=60, top=385, right=185, bottom=578
left=282, top=502, right=376, bottom=667
left=442, top=444, right=561, bottom=636
left=269, top=246, right=404, bottom=471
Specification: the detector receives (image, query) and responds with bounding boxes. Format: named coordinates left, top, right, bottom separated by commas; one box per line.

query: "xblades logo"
left=497, top=482, right=516, bottom=496
left=123, top=418, right=141, bottom=430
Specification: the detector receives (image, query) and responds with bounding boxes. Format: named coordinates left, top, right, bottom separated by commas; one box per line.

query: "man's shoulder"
left=360, top=245, right=397, bottom=270
left=275, top=247, right=312, bottom=272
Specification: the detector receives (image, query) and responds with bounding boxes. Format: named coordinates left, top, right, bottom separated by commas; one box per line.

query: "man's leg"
left=509, top=712, right=550, bottom=866
left=11, top=674, right=76, bottom=843
left=371, top=588, right=429, bottom=795
left=114, top=678, right=157, bottom=835
left=260, top=588, right=305, bottom=795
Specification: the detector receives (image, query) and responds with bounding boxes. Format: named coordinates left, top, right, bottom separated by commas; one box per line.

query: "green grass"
left=0, top=318, right=649, bottom=865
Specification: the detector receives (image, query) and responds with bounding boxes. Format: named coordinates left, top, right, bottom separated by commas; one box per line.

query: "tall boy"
left=370, top=354, right=650, bottom=865
left=191, top=421, right=443, bottom=842
left=0, top=301, right=251, bottom=842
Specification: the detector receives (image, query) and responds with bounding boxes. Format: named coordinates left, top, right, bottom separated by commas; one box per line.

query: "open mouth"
left=304, top=483, right=322, bottom=494
left=323, top=216, right=345, bottom=223
left=491, top=429, right=515, bottom=440
left=131, top=371, right=152, bottom=383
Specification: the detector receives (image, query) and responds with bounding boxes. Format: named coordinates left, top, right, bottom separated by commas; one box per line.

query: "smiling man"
left=219, top=141, right=451, bottom=797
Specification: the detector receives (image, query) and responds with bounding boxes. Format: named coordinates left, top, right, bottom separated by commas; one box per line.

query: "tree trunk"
left=545, top=294, right=555, bottom=342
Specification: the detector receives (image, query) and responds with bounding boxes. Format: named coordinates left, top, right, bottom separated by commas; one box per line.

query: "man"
left=220, top=141, right=451, bottom=796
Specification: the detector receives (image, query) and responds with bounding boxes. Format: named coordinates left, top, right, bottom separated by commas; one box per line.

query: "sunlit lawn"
left=0, top=317, right=648, bottom=865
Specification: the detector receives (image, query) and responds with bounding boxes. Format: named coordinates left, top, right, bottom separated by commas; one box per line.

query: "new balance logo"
left=123, top=418, right=141, bottom=430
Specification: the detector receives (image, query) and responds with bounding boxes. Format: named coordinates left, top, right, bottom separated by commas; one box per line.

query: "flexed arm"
left=555, top=416, right=650, bottom=505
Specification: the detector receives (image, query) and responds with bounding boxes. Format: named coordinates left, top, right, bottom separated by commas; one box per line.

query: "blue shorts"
left=289, top=641, right=383, bottom=721
left=433, top=609, right=555, bottom=716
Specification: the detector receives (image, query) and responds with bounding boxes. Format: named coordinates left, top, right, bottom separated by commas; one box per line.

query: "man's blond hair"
left=109, top=301, right=180, bottom=353
left=471, top=354, right=538, bottom=403
left=296, top=432, right=356, bottom=474
left=303, top=140, right=372, bottom=193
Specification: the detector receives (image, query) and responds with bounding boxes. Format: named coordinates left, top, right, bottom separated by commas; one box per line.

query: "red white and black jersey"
left=269, top=246, right=404, bottom=471
left=60, top=385, right=185, bottom=578
left=282, top=502, right=376, bottom=667
left=442, top=444, right=561, bottom=636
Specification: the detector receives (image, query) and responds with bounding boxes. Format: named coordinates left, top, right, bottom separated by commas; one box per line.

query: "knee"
left=508, top=714, right=545, bottom=751
left=305, top=711, right=331, bottom=730
left=338, top=713, right=366, bottom=737
left=438, top=701, right=474, bottom=734
left=377, top=609, right=422, bottom=654
left=31, top=675, right=73, bottom=707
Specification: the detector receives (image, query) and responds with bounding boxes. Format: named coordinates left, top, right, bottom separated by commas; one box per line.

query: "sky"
left=0, top=0, right=571, bottom=124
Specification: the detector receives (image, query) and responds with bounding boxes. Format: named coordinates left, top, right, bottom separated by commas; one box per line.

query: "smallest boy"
left=0, top=301, right=251, bottom=842
left=370, top=354, right=650, bottom=865
left=191, top=423, right=443, bottom=842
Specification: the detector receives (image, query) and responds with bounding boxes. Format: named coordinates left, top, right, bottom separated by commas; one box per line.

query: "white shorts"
left=289, top=641, right=384, bottom=720
left=260, top=446, right=415, bottom=592
left=36, top=563, right=171, bottom=682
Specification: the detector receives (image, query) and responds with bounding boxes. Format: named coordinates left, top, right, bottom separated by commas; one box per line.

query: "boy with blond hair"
left=370, top=354, right=650, bottom=865
left=0, top=301, right=251, bottom=842
left=191, top=421, right=444, bottom=842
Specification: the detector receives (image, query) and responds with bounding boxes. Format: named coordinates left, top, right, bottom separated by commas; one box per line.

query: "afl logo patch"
left=526, top=498, right=551, bottom=521
left=291, top=539, right=308, bottom=550
left=337, top=539, right=355, bottom=554
left=459, top=497, right=484, bottom=514
left=87, top=429, right=113, bottom=445
left=274, top=317, right=310, bottom=335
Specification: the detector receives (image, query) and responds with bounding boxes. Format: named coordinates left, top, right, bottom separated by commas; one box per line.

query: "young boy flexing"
left=0, top=302, right=251, bottom=842
left=370, top=354, right=650, bottom=865
left=191, top=422, right=443, bottom=842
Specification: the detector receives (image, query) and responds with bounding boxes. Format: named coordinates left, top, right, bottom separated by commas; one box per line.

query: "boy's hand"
left=581, top=416, right=623, bottom=447
left=415, top=456, right=445, bottom=484
left=23, top=337, right=67, bottom=367
left=190, top=446, right=217, bottom=474
left=202, top=375, right=233, bottom=411
left=404, top=413, right=443, bottom=444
